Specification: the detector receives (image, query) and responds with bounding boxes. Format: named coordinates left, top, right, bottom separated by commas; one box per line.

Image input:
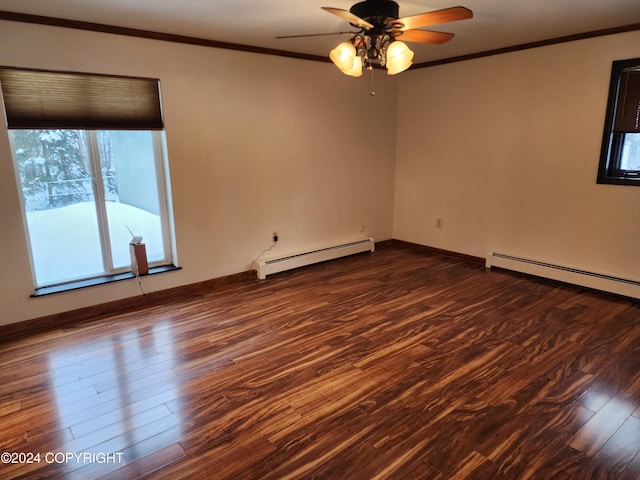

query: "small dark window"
left=597, top=58, right=640, bottom=186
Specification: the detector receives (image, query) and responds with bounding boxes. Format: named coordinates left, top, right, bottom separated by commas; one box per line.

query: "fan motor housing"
left=350, top=0, right=400, bottom=23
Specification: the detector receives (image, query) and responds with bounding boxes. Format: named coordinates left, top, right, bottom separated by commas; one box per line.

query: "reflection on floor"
left=1, top=245, right=639, bottom=479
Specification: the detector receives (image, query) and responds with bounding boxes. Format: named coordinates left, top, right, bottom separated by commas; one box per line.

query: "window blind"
left=613, top=67, right=640, bottom=134
left=0, top=67, right=163, bottom=130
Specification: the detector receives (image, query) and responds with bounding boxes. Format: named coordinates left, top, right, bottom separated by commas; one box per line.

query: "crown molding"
left=2, top=10, right=639, bottom=69
left=0, top=10, right=330, bottom=63
left=412, top=23, right=640, bottom=69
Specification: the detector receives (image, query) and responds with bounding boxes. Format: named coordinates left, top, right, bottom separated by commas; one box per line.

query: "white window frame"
left=8, top=129, right=175, bottom=290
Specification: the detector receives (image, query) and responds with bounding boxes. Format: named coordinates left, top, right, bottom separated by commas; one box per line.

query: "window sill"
left=597, top=175, right=640, bottom=186
left=31, top=264, right=181, bottom=297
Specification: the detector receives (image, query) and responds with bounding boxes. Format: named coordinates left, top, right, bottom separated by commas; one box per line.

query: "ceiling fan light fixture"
left=330, top=42, right=357, bottom=72
left=291, top=4, right=472, bottom=79
left=385, top=40, right=413, bottom=75
left=344, top=55, right=364, bottom=77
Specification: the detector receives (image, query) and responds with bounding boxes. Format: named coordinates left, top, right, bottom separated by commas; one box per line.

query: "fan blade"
left=321, top=7, right=374, bottom=30
left=395, top=29, right=454, bottom=45
left=394, top=6, right=472, bottom=31
left=276, top=31, right=358, bottom=39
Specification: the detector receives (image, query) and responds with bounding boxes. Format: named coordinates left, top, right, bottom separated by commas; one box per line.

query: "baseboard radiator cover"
left=256, top=237, right=375, bottom=280
left=486, top=251, right=640, bottom=299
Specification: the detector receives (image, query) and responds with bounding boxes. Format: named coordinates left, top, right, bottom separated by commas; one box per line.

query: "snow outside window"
left=10, top=129, right=174, bottom=288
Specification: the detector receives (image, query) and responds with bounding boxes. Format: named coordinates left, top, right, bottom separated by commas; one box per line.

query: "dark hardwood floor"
left=1, top=244, right=639, bottom=479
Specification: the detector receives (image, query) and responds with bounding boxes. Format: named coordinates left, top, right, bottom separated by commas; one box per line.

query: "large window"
left=1, top=68, right=174, bottom=289
left=597, top=58, right=640, bottom=185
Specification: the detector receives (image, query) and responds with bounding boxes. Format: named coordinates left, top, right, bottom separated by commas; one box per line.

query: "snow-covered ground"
left=26, top=201, right=164, bottom=286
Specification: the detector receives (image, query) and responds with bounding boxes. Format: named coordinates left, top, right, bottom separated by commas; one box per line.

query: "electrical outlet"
left=272, top=231, right=279, bottom=242
left=436, top=218, right=443, bottom=228
left=359, top=224, right=365, bottom=233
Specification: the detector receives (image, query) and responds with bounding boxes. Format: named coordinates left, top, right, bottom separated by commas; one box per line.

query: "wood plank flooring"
left=1, top=243, right=639, bottom=479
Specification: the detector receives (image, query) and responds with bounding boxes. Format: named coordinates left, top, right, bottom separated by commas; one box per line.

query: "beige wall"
left=394, top=31, right=640, bottom=282
left=2, top=21, right=639, bottom=326
left=0, top=21, right=398, bottom=325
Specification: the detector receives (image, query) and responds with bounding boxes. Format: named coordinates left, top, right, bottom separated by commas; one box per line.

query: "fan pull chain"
left=369, top=66, right=376, bottom=96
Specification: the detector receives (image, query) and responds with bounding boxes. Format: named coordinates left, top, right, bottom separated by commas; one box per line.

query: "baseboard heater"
left=486, top=251, right=640, bottom=299
left=256, top=237, right=375, bottom=280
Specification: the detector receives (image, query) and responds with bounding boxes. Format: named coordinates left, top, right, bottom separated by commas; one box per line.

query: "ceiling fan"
left=278, top=1, right=473, bottom=76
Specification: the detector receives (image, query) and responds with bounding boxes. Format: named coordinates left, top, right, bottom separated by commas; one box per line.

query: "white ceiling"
left=1, top=0, right=640, bottom=64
